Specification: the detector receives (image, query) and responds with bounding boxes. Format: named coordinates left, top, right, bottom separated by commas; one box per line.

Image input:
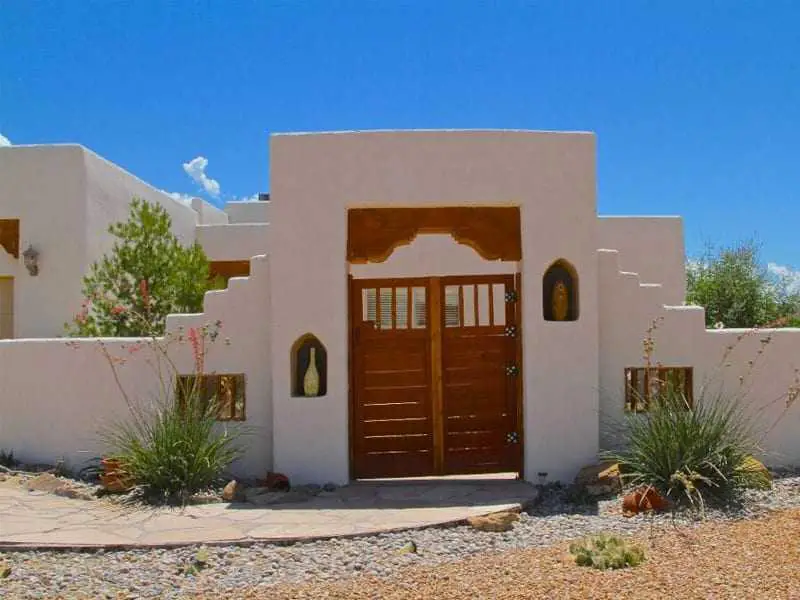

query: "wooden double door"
left=350, top=274, right=523, bottom=479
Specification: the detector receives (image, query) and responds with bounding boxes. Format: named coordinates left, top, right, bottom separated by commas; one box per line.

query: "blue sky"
left=1, top=1, right=798, bottom=283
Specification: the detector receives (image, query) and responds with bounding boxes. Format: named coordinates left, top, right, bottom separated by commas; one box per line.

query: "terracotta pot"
left=100, top=458, right=134, bottom=493
left=622, top=487, right=669, bottom=515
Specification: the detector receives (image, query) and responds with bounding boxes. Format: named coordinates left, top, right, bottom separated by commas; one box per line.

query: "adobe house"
left=0, top=144, right=269, bottom=338
left=0, top=131, right=797, bottom=485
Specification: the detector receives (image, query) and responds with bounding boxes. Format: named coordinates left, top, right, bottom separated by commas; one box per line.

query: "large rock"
left=574, top=461, right=622, bottom=497
left=466, top=510, right=520, bottom=532
left=26, top=473, right=63, bottom=493
left=222, top=480, right=247, bottom=502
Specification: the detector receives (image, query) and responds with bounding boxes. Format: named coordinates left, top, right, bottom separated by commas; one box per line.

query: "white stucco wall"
left=0, top=337, right=159, bottom=471
left=83, top=147, right=198, bottom=263
left=0, top=145, right=89, bottom=338
left=0, top=145, right=202, bottom=338
left=0, top=255, right=273, bottom=477
left=270, top=130, right=600, bottom=485
left=165, top=254, right=273, bottom=476
left=196, top=224, right=269, bottom=262
left=192, top=198, right=229, bottom=225
left=225, top=201, right=270, bottom=224
left=598, top=249, right=800, bottom=465
left=597, top=216, right=686, bottom=305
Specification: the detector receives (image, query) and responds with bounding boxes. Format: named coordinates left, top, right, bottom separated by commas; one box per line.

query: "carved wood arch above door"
left=347, top=207, right=522, bottom=264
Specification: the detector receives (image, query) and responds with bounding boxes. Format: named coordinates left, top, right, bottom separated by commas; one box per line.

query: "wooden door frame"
left=348, top=274, right=524, bottom=480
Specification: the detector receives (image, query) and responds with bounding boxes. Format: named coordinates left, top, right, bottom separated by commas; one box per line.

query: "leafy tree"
left=68, top=197, right=211, bottom=337
left=686, top=239, right=800, bottom=328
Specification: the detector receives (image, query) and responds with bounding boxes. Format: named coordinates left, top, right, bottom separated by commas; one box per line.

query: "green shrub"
left=0, top=449, right=19, bottom=469
left=604, top=386, right=758, bottom=510
left=102, top=377, right=243, bottom=504
left=569, top=534, right=645, bottom=570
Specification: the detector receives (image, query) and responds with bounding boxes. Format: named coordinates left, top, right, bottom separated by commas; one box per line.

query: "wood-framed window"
left=624, top=367, right=693, bottom=412
left=175, top=373, right=246, bottom=421
left=0, top=219, right=20, bottom=258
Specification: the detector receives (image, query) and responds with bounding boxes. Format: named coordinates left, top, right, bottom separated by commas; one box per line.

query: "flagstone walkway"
left=0, top=478, right=538, bottom=549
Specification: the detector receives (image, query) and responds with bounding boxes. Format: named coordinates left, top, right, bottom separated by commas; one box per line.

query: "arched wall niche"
left=290, top=333, right=328, bottom=397
left=542, top=259, right=579, bottom=322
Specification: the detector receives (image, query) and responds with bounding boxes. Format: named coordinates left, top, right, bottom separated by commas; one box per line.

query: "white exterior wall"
left=598, top=249, right=800, bottom=465
left=0, top=145, right=89, bottom=338
left=196, top=224, right=269, bottom=263
left=192, top=198, right=229, bottom=225
left=270, top=130, right=600, bottom=485
left=83, top=148, right=198, bottom=261
left=597, top=216, right=686, bottom=305
left=0, top=255, right=273, bottom=477
left=225, top=201, right=270, bottom=224
left=0, top=338, right=160, bottom=470
left=165, top=254, right=273, bottom=476
left=0, top=145, right=201, bottom=338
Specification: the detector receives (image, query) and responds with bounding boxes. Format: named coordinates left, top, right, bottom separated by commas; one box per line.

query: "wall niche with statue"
left=543, top=259, right=579, bottom=322
left=291, top=333, right=327, bottom=397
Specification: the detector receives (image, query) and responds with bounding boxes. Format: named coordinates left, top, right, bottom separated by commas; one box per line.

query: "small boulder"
left=26, top=473, right=62, bottom=494
left=54, top=485, right=95, bottom=501
left=467, top=510, right=520, bottom=532
left=574, top=461, right=622, bottom=497
left=222, top=480, right=247, bottom=502
left=622, top=487, right=669, bottom=516
left=263, top=472, right=291, bottom=491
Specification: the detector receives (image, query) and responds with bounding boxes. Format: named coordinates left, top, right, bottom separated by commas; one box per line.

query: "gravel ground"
left=0, top=474, right=798, bottom=600
left=259, top=508, right=800, bottom=600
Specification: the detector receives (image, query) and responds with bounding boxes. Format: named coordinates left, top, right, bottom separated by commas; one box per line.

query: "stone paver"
left=0, top=479, right=538, bottom=549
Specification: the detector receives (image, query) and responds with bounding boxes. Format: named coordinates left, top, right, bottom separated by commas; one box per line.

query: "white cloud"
left=161, top=190, right=194, bottom=205
left=0, top=133, right=11, bottom=147
left=232, top=193, right=259, bottom=202
left=768, top=262, right=800, bottom=293
left=182, top=156, right=220, bottom=197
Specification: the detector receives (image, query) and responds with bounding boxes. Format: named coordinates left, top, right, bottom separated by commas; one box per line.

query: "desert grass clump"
left=69, top=286, right=244, bottom=504
left=604, top=386, right=758, bottom=511
left=569, top=534, right=645, bottom=570
left=102, top=377, right=242, bottom=504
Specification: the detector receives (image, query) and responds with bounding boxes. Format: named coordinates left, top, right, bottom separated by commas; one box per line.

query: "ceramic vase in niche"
left=303, top=347, right=320, bottom=397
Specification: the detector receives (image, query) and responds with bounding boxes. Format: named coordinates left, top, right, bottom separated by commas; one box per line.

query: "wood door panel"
left=362, top=417, right=433, bottom=436
left=362, top=401, right=430, bottom=421
left=445, top=430, right=510, bottom=448
left=355, top=451, right=434, bottom=479
left=351, top=274, right=521, bottom=479
left=361, top=433, right=433, bottom=454
left=445, top=414, right=513, bottom=432
left=360, top=386, right=429, bottom=406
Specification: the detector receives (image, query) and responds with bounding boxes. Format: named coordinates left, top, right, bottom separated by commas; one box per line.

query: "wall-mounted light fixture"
left=22, top=244, right=39, bottom=276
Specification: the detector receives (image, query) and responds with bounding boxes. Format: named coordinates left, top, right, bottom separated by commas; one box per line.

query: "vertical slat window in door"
left=395, top=287, right=409, bottom=329
left=379, top=288, right=393, bottom=330
left=444, top=286, right=460, bottom=327
left=412, top=287, right=427, bottom=329
left=462, top=285, right=476, bottom=327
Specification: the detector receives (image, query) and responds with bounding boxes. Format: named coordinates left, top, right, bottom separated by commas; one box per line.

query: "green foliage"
left=67, top=197, right=211, bottom=337
left=102, top=377, right=243, bottom=504
left=569, top=534, right=645, bottom=570
left=686, top=239, right=800, bottom=328
left=604, top=386, right=758, bottom=511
